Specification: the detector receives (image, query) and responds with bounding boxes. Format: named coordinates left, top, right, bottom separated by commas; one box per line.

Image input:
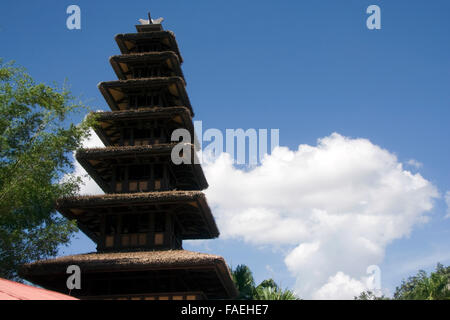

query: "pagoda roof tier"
left=135, top=24, right=163, bottom=33
left=76, top=143, right=206, bottom=193
left=109, top=52, right=184, bottom=81
left=115, top=31, right=183, bottom=63
left=56, top=191, right=219, bottom=243
left=19, top=250, right=237, bottom=299
left=98, top=77, right=192, bottom=115
left=92, top=106, right=195, bottom=147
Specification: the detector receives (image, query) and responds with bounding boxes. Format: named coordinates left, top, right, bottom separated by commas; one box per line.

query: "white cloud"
left=63, top=129, right=104, bottom=195
left=312, top=272, right=368, bottom=300
left=445, top=191, right=450, bottom=219
left=406, top=159, right=423, bottom=169
left=81, top=129, right=104, bottom=149
left=203, top=133, right=439, bottom=299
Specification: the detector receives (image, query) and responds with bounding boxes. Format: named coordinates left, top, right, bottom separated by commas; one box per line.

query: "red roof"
left=0, top=278, right=78, bottom=300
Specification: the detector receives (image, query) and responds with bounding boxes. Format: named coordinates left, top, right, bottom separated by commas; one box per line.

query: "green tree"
left=231, top=265, right=300, bottom=300
left=355, top=263, right=450, bottom=300
left=394, top=263, right=450, bottom=300
left=254, top=285, right=299, bottom=300
left=232, top=264, right=256, bottom=299
left=0, top=60, right=95, bottom=280
left=354, top=290, right=389, bottom=300
left=257, top=278, right=279, bottom=291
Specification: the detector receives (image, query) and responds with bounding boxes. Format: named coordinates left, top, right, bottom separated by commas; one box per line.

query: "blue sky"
left=1, top=0, right=449, bottom=298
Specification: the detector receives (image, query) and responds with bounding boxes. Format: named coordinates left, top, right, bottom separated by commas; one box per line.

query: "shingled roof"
left=55, top=191, right=219, bottom=243
left=0, top=278, right=78, bottom=300
left=98, top=77, right=192, bottom=115
left=109, top=52, right=184, bottom=81
left=115, top=31, right=183, bottom=62
left=91, top=106, right=196, bottom=147
left=75, top=143, right=206, bottom=193
left=20, top=250, right=237, bottom=299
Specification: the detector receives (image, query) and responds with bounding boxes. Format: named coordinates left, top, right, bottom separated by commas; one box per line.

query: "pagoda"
left=19, top=17, right=237, bottom=300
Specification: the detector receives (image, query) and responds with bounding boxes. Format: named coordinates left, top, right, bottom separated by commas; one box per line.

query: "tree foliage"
left=254, top=286, right=299, bottom=300
left=0, top=60, right=95, bottom=280
left=231, top=264, right=300, bottom=300
left=356, top=263, right=450, bottom=300
left=393, top=263, right=450, bottom=300
left=231, top=264, right=256, bottom=300
left=232, top=263, right=450, bottom=300
left=354, top=290, right=389, bottom=300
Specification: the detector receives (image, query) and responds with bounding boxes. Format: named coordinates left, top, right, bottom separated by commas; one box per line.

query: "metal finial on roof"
left=138, top=11, right=164, bottom=25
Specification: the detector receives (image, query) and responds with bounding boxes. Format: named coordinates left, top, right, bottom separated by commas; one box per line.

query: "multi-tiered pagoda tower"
left=20, top=19, right=237, bottom=300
